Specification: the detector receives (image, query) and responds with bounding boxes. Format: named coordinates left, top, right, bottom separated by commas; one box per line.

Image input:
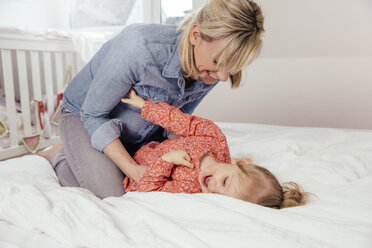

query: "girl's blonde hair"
left=178, top=0, right=264, bottom=88
left=238, top=164, right=308, bottom=209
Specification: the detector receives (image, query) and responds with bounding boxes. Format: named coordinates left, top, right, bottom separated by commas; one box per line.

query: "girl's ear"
left=189, top=24, right=201, bottom=46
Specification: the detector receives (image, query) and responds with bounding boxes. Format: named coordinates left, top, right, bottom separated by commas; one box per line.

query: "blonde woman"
left=40, top=0, right=265, bottom=198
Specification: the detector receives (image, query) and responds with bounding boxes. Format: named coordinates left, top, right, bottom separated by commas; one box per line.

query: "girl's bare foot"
left=37, top=144, right=64, bottom=162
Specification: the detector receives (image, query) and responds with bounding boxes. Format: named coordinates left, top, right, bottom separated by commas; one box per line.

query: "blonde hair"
left=178, top=0, right=264, bottom=88
left=238, top=164, right=308, bottom=209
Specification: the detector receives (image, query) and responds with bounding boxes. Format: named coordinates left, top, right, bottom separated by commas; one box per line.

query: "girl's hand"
left=231, top=157, right=252, bottom=166
left=161, top=150, right=193, bottom=168
left=121, top=89, right=145, bottom=109
left=167, top=134, right=180, bottom=140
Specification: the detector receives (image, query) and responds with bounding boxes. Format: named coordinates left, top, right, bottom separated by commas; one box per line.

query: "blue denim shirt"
left=63, top=24, right=217, bottom=154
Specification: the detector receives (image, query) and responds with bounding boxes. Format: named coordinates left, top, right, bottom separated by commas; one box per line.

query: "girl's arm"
left=122, top=89, right=226, bottom=141
left=162, top=85, right=215, bottom=140
left=137, top=152, right=198, bottom=193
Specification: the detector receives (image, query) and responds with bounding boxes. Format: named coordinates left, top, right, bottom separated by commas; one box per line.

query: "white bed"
left=1, top=122, right=371, bottom=248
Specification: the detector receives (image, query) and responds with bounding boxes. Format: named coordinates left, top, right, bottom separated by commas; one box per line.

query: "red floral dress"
left=124, top=100, right=231, bottom=193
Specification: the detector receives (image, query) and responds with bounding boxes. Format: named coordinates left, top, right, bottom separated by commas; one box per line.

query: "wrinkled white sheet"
left=0, top=123, right=372, bottom=248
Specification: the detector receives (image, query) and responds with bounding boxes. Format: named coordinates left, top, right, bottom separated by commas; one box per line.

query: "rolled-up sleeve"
left=80, top=24, right=147, bottom=151
left=90, top=118, right=122, bottom=151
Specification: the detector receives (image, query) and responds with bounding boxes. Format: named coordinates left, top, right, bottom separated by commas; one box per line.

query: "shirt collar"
left=162, top=32, right=183, bottom=79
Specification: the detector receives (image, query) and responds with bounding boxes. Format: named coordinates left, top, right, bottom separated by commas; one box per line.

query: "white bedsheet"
left=0, top=123, right=372, bottom=248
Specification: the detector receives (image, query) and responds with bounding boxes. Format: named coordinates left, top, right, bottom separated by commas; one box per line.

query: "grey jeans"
left=51, top=108, right=125, bottom=198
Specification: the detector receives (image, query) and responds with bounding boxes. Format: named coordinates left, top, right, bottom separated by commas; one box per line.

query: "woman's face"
left=189, top=24, right=230, bottom=85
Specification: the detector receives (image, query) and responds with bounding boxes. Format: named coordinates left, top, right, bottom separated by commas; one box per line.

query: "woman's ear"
left=189, top=24, right=201, bottom=46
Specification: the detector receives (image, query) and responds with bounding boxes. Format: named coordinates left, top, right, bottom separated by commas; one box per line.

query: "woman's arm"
left=103, top=139, right=147, bottom=184
left=80, top=28, right=145, bottom=153
left=77, top=26, right=148, bottom=180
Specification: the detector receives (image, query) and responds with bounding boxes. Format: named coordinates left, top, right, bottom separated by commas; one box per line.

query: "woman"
left=42, top=0, right=264, bottom=198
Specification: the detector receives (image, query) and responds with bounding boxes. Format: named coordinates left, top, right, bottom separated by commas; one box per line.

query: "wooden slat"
left=43, top=52, right=55, bottom=119
left=1, top=49, right=18, bottom=147
left=61, top=53, right=67, bottom=79
left=74, top=53, right=82, bottom=75
left=50, top=52, right=63, bottom=137
left=17, top=50, right=32, bottom=136
left=0, top=49, right=3, bottom=96
left=54, top=52, right=64, bottom=92
left=65, top=52, right=76, bottom=76
left=30, top=51, right=43, bottom=101
left=30, top=51, right=43, bottom=132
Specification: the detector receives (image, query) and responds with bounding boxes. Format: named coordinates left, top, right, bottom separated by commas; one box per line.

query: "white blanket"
left=1, top=123, right=372, bottom=248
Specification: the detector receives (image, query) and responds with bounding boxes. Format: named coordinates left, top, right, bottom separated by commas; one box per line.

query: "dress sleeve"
left=161, top=85, right=215, bottom=139
left=137, top=158, right=198, bottom=193
left=141, top=100, right=226, bottom=142
left=137, top=157, right=173, bottom=192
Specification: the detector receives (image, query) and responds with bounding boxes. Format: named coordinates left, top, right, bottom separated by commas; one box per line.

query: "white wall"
left=0, top=0, right=69, bottom=29
left=194, top=0, right=372, bottom=129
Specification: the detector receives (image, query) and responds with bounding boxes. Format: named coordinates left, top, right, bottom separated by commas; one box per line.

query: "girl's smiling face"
left=189, top=24, right=230, bottom=85
left=198, top=154, right=265, bottom=203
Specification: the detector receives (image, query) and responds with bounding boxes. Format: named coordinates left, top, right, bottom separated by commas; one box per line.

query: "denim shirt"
left=63, top=23, right=218, bottom=154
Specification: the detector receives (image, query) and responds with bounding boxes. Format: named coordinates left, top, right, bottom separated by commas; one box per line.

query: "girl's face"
left=189, top=24, right=230, bottom=85
left=199, top=155, right=263, bottom=202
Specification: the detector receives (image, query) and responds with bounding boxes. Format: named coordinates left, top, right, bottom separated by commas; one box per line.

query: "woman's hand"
left=161, top=150, right=193, bottom=168
left=121, top=89, right=145, bottom=109
left=135, top=164, right=148, bottom=183
left=231, top=157, right=252, bottom=166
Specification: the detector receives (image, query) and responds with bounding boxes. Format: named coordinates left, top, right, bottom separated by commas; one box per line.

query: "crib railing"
left=0, top=34, right=83, bottom=160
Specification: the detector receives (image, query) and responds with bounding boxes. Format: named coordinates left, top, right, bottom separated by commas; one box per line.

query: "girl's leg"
left=52, top=109, right=125, bottom=198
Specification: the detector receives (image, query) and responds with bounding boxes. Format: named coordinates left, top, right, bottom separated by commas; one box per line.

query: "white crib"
left=0, top=33, right=83, bottom=160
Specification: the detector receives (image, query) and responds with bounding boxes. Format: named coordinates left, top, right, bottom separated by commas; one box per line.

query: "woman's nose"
left=217, top=69, right=229, bottom=82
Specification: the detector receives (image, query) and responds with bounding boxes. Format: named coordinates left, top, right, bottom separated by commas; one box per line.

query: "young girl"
left=121, top=90, right=307, bottom=209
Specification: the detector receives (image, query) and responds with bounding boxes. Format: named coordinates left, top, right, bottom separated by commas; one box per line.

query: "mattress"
left=0, top=122, right=371, bottom=248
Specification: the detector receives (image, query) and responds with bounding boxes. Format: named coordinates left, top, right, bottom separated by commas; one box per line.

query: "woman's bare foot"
left=37, top=144, right=64, bottom=162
